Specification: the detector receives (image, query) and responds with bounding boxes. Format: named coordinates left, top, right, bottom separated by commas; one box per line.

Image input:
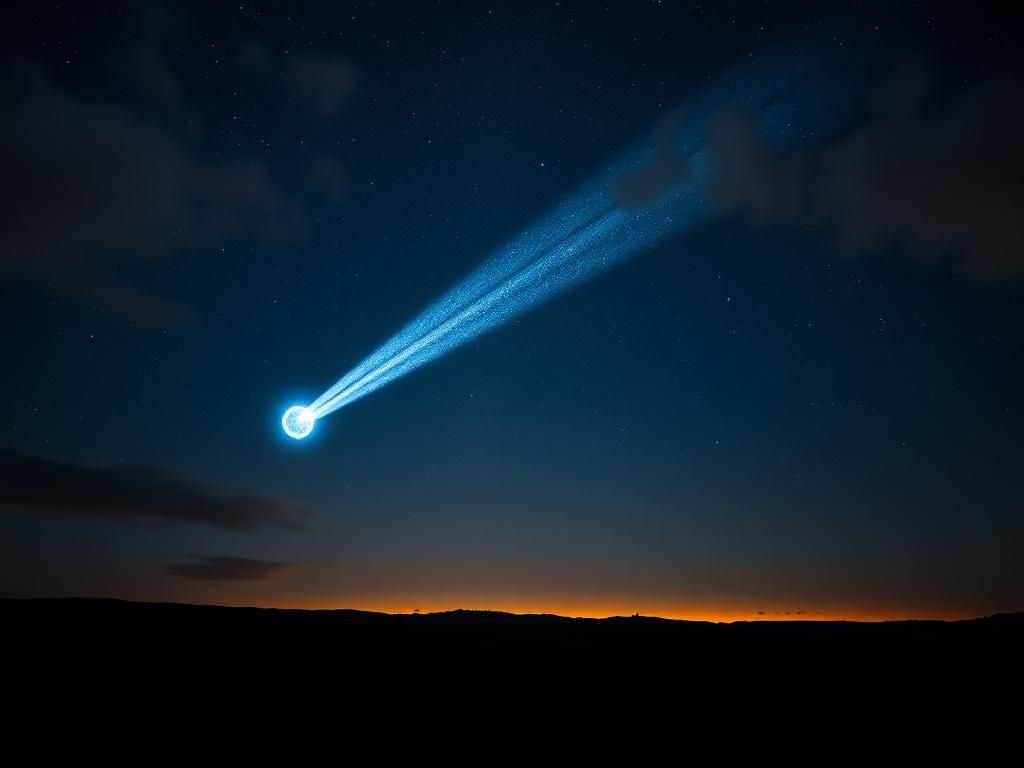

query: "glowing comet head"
left=282, top=405, right=316, bottom=439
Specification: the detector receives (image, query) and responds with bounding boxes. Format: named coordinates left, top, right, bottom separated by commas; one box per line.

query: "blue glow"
left=282, top=405, right=315, bottom=439
left=297, top=32, right=871, bottom=425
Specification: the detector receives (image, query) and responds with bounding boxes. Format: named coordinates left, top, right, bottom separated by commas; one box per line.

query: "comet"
left=281, top=29, right=873, bottom=440
left=281, top=405, right=315, bottom=440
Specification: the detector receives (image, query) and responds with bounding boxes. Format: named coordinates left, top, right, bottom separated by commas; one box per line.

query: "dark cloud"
left=612, top=109, right=690, bottom=210
left=708, top=58, right=1024, bottom=278
left=706, top=110, right=811, bottom=227
left=0, top=452, right=312, bottom=531
left=167, top=556, right=298, bottom=583
left=286, top=53, right=358, bottom=119
left=0, top=58, right=306, bottom=324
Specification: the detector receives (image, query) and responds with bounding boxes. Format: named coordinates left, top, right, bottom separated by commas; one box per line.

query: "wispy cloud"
left=167, top=556, right=298, bottom=583
left=0, top=452, right=313, bottom=531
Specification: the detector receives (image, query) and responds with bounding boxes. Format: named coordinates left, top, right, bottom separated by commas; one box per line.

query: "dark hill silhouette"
left=6, top=598, right=1023, bottom=684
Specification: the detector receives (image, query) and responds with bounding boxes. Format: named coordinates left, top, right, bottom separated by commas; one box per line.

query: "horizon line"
left=4, top=596, right=1020, bottom=625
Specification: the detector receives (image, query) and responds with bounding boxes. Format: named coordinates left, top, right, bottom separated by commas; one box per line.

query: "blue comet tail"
left=289, top=30, right=871, bottom=435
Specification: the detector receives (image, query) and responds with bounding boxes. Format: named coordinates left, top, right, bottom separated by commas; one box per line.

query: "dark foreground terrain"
left=6, top=598, right=1023, bottom=685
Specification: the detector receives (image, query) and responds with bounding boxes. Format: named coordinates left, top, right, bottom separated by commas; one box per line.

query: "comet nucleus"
left=282, top=405, right=315, bottom=439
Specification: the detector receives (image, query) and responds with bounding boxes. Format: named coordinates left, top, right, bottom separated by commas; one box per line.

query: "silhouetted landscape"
left=7, top=599, right=1023, bottom=681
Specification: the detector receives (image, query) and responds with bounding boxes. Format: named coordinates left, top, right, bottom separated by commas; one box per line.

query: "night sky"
left=2, top=1, right=1022, bottom=621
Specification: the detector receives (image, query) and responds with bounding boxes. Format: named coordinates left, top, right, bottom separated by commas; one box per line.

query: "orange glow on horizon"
left=183, top=593, right=989, bottom=623
left=137, top=573, right=1009, bottom=623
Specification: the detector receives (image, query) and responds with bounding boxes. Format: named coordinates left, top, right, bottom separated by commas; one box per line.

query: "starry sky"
left=1, top=0, right=1022, bottom=620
